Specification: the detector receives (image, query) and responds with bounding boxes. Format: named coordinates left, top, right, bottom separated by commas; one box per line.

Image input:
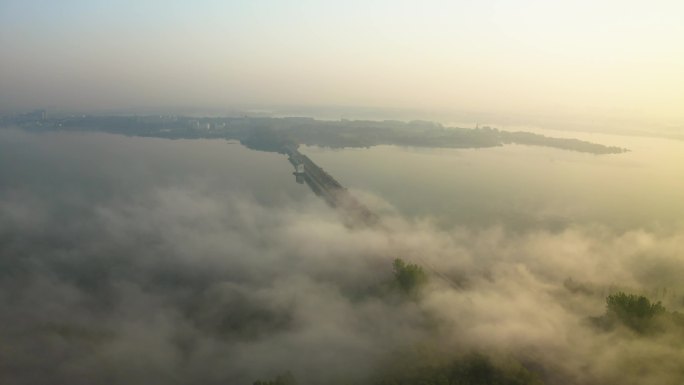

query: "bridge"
left=283, top=145, right=466, bottom=290
left=284, top=145, right=378, bottom=226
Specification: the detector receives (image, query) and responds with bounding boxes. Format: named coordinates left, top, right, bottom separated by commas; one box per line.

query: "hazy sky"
left=1, top=1, right=683, bottom=125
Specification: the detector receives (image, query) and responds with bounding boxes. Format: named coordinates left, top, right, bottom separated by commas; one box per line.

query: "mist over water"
left=2, top=0, right=683, bottom=383
left=1, top=128, right=684, bottom=385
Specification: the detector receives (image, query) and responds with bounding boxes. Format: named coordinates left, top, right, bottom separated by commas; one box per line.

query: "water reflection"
left=300, top=133, right=684, bottom=231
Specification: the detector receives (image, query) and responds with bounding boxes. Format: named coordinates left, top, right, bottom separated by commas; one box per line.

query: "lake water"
left=0, top=130, right=314, bottom=209
left=300, top=130, right=684, bottom=231
left=3, top=128, right=681, bottom=233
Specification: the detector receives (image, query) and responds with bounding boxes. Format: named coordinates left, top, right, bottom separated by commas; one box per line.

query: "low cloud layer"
left=1, top=129, right=683, bottom=385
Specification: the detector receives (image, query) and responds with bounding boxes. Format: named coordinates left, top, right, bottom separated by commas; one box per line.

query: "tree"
left=392, top=258, right=428, bottom=297
left=605, top=292, right=666, bottom=333
left=372, top=353, right=543, bottom=385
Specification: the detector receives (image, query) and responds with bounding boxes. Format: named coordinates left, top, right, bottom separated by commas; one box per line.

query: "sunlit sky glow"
left=1, top=0, right=683, bottom=127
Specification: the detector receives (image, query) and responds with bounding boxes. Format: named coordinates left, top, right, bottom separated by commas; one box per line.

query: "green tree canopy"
left=373, top=353, right=543, bottom=385
left=392, top=258, right=428, bottom=297
left=605, top=292, right=666, bottom=333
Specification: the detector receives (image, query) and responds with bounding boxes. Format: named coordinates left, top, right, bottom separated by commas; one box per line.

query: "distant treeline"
left=7, top=114, right=628, bottom=154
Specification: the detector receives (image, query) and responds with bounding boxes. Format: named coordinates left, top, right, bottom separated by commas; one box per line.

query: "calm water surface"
left=4, top=129, right=680, bottom=232
left=300, top=131, right=684, bottom=231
